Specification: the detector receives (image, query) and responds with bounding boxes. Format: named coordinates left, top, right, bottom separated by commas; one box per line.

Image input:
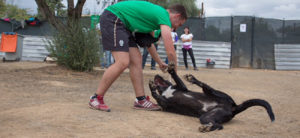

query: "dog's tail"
left=232, top=99, right=275, bottom=122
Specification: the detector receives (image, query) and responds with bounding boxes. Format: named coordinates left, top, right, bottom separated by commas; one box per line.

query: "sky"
left=7, top=0, right=300, bottom=20
left=197, top=0, right=300, bottom=20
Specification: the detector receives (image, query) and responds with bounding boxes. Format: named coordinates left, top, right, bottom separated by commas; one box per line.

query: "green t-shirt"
left=106, top=1, right=171, bottom=33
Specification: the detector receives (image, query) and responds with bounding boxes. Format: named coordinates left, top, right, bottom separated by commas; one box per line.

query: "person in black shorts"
left=89, top=1, right=187, bottom=112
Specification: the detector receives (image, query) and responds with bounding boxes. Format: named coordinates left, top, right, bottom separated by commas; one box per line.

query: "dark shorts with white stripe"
left=100, top=10, right=138, bottom=52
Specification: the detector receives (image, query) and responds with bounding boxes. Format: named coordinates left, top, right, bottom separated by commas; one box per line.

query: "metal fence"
left=176, top=16, right=300, bottom=69
left=0, top=35, right=49, bottom=61
left=1, top=16, right=300, bottom=69
left=275, top=44, right=300, bottom=70
left=143, top=41, right=231, bottom=69
left=21, top=35, right=50, bottom=61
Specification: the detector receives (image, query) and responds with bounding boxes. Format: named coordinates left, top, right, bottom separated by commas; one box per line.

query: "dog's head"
left=154, top=75, right=173, bottom=95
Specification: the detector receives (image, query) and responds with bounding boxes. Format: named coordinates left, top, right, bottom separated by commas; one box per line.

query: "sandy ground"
left=0, top=61, right=299, bottom=138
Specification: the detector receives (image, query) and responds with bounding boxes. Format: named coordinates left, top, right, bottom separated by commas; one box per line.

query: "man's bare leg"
left=128, top=47, right=145, bottom=97
left=129, top=47, right=161, bottom=110
left=96, top=51, right=130, bottom=96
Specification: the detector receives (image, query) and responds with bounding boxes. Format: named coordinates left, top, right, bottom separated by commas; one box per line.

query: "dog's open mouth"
left=154, top=75, right=171, bottom=87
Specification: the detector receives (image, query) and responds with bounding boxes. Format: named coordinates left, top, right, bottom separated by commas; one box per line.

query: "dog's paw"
left=198, top=122, right=213, bottom=133
left=149, top=80, right=157, bottom=91
left=184, top=74, right=196, bottom=83
left=199, top=122, right=223, bottom=132
left=167, top=62, right=175, bottom=73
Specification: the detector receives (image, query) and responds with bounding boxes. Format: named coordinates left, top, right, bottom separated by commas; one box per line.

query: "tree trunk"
left=35, top=0, right=66, bottom=31
left=35, top=0, right=86, bottom=31
left=67, top=0, right=86, bottom=24
left=75, top=0, right=86, bottom=19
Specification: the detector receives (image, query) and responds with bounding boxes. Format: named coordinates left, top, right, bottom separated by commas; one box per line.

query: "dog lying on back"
left=149, top=63, right=275, bottom=132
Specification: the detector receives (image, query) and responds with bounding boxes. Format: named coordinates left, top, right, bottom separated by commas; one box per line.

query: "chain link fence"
left=176, top=16, right=300, bottom=69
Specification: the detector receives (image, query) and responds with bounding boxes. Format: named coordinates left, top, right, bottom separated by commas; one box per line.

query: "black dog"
left=149, top=63, right=275, bottom=132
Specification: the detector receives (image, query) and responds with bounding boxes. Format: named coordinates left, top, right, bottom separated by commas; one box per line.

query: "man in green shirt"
left=89, top=1, right=187, bottom=112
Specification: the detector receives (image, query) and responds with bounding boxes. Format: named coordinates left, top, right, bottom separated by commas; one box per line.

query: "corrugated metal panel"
left=3, top=35, right=231, bottom=68
left=275, top=44, right=300, bottom=70
left=143, top=40, right=231, bottom=69
left=21, top=35, right=50, bottom=61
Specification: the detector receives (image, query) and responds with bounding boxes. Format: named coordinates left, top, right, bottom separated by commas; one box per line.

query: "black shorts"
left=100, top=10, right=138, bottom=52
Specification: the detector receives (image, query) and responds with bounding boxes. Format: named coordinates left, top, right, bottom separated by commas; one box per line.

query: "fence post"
left=201, top=17, right=206, bottom=40
left=250, top=16, right=255, bottom=68
left=230, top=16, right=234, bottom=68
left=282, top=18, right=285, bottom=44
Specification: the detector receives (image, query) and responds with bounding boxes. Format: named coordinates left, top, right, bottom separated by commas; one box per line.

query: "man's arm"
left=160, top=25, right=177, bottom=70
left=147, top=44, right=167, bottom=72
left=147, top=44, right=162, bottom=65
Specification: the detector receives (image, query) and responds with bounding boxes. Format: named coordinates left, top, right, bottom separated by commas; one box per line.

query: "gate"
left=231, top=16, right=254, bottom=68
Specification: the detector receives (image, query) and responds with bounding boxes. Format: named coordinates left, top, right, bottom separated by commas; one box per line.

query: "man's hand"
left=159, top=62, right=168, bottom=73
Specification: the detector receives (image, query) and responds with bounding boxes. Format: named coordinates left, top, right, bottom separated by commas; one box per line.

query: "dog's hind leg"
left=184, top=74, right=206, bottom=88
left=199, top=119, right=223, bottom=132
left=149, top=80, right=168, bottom=109
left=184, top=74, right=216, bottom=96
left=185, top=74, right=235, bottom=103
left=167, top=62, right=188, bottom=91
left=198, top=108, right=232, bottom=132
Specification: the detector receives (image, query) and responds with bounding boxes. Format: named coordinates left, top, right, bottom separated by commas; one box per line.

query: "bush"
left=47, top=21, right=101, bottom=71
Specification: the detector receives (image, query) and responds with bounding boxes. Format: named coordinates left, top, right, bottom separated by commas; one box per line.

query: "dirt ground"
left=0, top=61, right=299, bottom=138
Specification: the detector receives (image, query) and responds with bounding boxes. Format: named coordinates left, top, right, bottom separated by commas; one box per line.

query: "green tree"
left=36, top=0, right=101, bottom=71
left=6, top=5, right=31, bottom=20
left=35, top=0, right=86, bottom=31
left=0, top=0, right=31, bottom=20
left=0, top=0, right=6, bottom=17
